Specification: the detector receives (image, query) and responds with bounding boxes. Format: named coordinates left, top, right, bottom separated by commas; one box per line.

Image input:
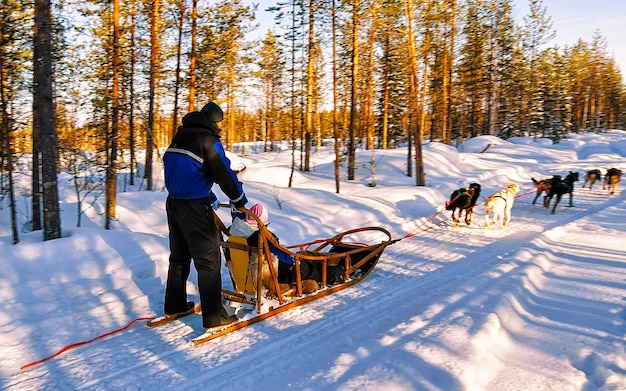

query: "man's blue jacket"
left=163, top=111, right=247, bottom=207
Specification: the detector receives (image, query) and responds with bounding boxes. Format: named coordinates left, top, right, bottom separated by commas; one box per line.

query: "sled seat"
left=225, top=236, right=257, bottom=295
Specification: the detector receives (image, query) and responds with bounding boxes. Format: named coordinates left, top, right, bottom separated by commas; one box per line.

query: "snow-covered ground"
left=2, top=130, right=626, bottom=390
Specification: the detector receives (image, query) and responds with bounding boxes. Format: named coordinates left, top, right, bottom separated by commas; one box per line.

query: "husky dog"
left=531, top=177, right=554, bottom=205
left=603, top=168, right=622, bottom=195
left=582, top=169, right=602, bottom=190
left=544, top=171, right=579, bottom=214
left=484, top=183, right=520, bottom=227
left=445, top=183, right=482, bottom=227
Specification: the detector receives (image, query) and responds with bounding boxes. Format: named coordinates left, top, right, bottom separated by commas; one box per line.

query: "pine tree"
left=1, top=0, right=31, bottom=243
left=406, top=0, right=425, bottom=185
left=255, top=30, right=285, bottom=152
left=376, top=0, right=409, bottom=150
left=521, top=0, right=555, bottom=136
left=34, top=0, right=61, bottom=239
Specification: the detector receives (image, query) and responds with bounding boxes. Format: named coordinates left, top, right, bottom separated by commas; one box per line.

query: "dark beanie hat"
left=200, top=102, right=224, bottom=122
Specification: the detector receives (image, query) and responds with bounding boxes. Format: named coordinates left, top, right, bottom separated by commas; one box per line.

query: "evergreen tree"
left=458, top=0, right=489, bottom=137
left=521, top=0, right=555, bottom=136
left=197, top=0, right=256, bottom=152
left=376, top=0, right=409, bottom=150
left=1, top=0, right=31, bottom=243
left=255, top=30, right=285, bottom=152
left=34, top=0, right=62, bottom=239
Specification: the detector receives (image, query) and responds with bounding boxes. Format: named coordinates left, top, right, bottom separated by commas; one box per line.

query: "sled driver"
left=162, top=101, right=247, bottom=331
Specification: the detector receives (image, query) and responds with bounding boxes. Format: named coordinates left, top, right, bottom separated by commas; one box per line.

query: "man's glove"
left=230, top=202, right=246, bottom=221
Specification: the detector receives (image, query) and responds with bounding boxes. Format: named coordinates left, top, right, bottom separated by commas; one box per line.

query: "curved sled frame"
left=211, top=206, right=392, bottom=341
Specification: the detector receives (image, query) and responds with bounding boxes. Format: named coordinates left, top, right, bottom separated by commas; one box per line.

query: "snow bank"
left=459, top=135, right=510, bottom=153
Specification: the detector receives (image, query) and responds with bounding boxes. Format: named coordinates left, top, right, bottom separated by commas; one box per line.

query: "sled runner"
left=189, top=206, right=393, bottom=347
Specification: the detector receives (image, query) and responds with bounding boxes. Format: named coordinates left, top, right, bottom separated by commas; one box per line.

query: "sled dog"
left=603, top=168, right=622, bottom=195
left=484, top=183, right=520, bottom=227
left=445, top=182, right=482, bottom=227
left=531, top=177, right=554, bottom=205
left=544, top=171, right=579, bottom=214
left=582, top=169, right=602, bottom=190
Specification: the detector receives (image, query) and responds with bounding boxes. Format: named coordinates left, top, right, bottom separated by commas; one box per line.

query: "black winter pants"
left=165, top=197, right=223, bottom=328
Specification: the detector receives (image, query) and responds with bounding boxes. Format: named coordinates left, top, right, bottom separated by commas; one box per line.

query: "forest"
left=1, top=0, right=624, bottom=242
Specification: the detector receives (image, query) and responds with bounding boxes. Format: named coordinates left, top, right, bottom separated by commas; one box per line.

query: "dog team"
left=445, top=181, right=520, bottom=228
left=446, top=167, right=622, bottom=227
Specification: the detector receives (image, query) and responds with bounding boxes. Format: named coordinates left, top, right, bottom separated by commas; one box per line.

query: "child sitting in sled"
left=226, top=203, right=320, bottom=297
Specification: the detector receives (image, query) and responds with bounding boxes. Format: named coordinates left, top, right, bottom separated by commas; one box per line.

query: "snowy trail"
left=5, top=131, right=626, bottom=390
left=13, top=189, right=622, bottom=391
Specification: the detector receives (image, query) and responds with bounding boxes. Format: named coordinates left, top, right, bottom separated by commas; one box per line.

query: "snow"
left=2, top=130, right=626, bottom=390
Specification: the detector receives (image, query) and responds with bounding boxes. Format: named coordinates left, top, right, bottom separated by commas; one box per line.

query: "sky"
left=2, top=129, right=626, bottom=390
left=513, top=0, right=626, bottom=73
left=248, top=0, right=626, bottom=74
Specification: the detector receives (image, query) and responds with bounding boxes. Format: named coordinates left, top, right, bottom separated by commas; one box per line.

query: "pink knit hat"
left=246, top=203, right=269, bottom=226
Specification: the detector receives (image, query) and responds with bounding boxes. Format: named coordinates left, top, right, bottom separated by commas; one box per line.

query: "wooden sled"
left=192, top=206, right=393, bottom=347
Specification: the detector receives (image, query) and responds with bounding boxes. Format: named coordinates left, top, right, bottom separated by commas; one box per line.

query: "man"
left=162, top=101, right=247, bottom=330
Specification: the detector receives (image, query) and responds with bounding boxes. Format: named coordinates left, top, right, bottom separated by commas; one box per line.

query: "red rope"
left=516, top=186, right=538, bottom=199
left=20, top=316, right=155, bottom=371
left=444, top=193, right=459, bottom=209
left=404, top=209, right=449, bottom=238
